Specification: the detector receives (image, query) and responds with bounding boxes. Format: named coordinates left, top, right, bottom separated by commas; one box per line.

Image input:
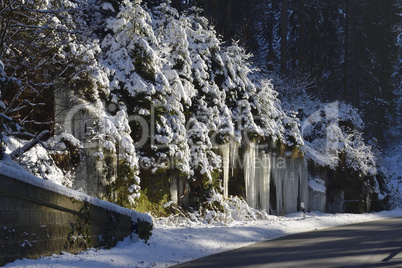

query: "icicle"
left=271, top=154, right=310, bottom=215
left=170, top=177, right=178, bottom=203
left=254, top=148, right=261, bottom=208
left=244, top=142, right=256, bottom=208
left=272, top=153, right=283, bottom=215
left=230, top=138, right=239, bottom=177
left=299, top=158, right=309, bottom=211
left=221, top=143, right=230, bottom=199
left=244, top=142, right=251, bottom=207
left=260, top=151, right=270, bottom=211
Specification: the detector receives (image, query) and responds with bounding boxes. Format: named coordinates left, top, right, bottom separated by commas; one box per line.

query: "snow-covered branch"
left=10, top=130, right=49, bottom=159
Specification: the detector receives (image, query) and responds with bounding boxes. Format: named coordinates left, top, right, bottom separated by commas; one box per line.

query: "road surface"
left=172, top=217, right=402, bottom=267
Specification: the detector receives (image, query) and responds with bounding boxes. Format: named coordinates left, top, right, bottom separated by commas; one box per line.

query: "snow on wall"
left=0, top=156, right=152, bottom=223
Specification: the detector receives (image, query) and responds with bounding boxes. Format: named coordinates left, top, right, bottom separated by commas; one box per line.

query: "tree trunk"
left=343, top=0, right=350, bottom=100
left=349, top=0, right=359, bottom=107
left=172, top=0, right=182, bottom=12
left=281, top=0, right=288, bottom=75
left=298, top=0, right=305, bottom=71
left=266, top=1, right=276, bottom=70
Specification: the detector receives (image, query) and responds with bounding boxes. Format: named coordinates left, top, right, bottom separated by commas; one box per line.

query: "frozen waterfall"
left=243, top=143, right=309, bottom=215
left=271, top=155, right=309, bottom=215
left=243, top=143, right=270, bottom=211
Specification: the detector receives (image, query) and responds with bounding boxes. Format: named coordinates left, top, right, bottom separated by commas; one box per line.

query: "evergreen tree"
left=358, top=0, right=399, bottom=141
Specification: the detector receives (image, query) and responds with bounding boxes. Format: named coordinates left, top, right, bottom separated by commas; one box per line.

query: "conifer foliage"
left=0, top=0, right=385, bottom=211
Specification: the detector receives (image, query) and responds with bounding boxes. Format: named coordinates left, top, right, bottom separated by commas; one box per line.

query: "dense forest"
left=0, top=0, right=401, bottom=217
left=148, top=0, right=401, bottom=143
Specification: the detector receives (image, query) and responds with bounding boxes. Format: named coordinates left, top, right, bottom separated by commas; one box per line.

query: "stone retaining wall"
left=0, top=174, right=148, bottom=266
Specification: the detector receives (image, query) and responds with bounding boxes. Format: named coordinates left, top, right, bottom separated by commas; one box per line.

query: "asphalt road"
left=172, top=217, right=402, bottom=268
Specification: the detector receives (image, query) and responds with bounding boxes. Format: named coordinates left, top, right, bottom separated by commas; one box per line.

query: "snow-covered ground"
left=5, top=209, right=402, bottom=268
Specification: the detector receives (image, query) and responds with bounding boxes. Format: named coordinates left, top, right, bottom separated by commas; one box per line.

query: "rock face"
left=219, top=141, right=376, bottom=215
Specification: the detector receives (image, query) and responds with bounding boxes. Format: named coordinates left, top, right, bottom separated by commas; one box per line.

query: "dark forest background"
left=145, top=0, right=401, bottom=147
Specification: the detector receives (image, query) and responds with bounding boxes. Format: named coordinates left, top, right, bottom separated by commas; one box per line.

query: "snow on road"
left=5, top=209, right=402, bottom=268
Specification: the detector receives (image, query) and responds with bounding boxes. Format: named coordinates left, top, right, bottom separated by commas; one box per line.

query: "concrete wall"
left=0, top=174, right=146, bottom=266
left=54, top=87, right=117, bottom=201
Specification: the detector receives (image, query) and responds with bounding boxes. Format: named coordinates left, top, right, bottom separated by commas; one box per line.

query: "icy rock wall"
left=243, top=142, right=308, bottom=215
left=308, top=177, right=327, bottom=212
left=308, top=189, right=326, bottom=212
left=327, top=190, right=345, bottom=213
left=299, top=158, right=309, bottom=212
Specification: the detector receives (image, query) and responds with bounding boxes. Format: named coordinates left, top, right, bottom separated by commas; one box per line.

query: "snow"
left=4, top=209, right=402, bottom=268
left=1, top=1, right=401, bottom=266
left=309, top=177, right=326, bottom=193
left=4, top=137, right=70, bottom=187
left=102, top=2, right=115, bottom=12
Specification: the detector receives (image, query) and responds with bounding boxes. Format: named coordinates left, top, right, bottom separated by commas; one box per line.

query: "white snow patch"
left=309, top=177, right=326, bottom=193
left=102, top=3, right=115, bottom=12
